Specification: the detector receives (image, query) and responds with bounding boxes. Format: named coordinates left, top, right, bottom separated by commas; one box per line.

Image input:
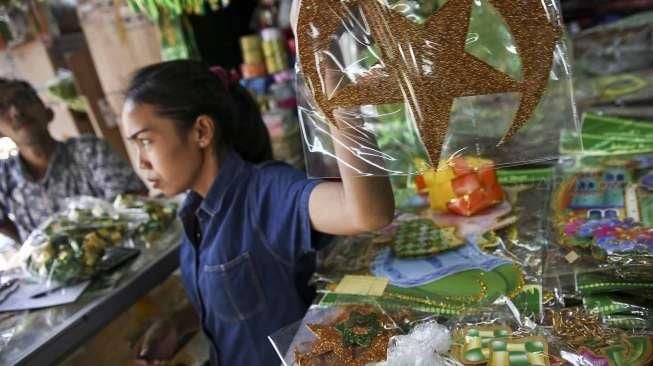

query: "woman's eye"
left=140, top=139, right=152, bottom=147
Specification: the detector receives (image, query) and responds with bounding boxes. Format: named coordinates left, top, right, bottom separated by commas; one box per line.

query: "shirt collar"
left=179, top=150, right=247, bottom=221
left=12, top=142, right=63, bottom=184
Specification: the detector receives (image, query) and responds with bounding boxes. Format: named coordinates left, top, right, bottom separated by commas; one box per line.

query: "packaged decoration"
left=314, top=220, right=527, bottom=317
left=17, top=197, right=135, bottom=286
left=572, top=11, right=653, bottom=77
left=272, top=304, right=450, bottom=366
left=285, top=305, right=398, bottom=366
left=546, top=307, right=653, bottom=366
left=552, top=154, right=653, bottom=264
left=449, top=302, right=559, bottom=366
left=113, top=194, right=178, bottom=243
left=294, top=0, right=579, bottom=177
left=419, top=157, right=505, bottom=216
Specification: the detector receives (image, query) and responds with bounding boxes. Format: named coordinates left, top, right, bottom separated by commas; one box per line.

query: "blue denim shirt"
left=178, top=151, right=328, bottom=365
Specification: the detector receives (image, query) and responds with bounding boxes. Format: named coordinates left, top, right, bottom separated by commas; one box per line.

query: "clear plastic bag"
left=543, top=153, right=653, bottom=331
left=573, top=11, right=653, bottom=77
left=575, top=70, right=653, bottom=110
left=549, top=154, right=653, bottom=268
left=112, top=194, right=178, bottom=245
left=16, top=196, right=137, bottom=287
left=294, top=0, right=579, bottom=177
left=447, top=299, right=562, bottom=366
left=269, top=303, right=450, bottom=366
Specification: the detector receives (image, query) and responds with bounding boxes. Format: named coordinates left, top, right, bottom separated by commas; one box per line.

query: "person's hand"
left=133, top=319, right=180, bottom=365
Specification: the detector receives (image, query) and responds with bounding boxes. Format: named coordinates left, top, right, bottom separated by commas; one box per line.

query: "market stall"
left=0, top=196, right=181, bottom=365
left=266, top=0, right=653, bottom=365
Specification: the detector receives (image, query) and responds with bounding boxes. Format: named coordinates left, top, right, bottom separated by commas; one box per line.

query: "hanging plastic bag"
left=294, top=0, right=579, bottom=177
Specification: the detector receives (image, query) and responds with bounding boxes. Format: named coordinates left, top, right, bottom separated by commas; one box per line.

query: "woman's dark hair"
left=125, top=60, right=272, bottom=163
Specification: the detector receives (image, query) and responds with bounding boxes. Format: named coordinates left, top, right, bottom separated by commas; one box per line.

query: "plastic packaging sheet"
left=572, top=11, right=653, bottom=77
left=543, top=153, right=653, bottom=331
left=272, top=300, right=653, bottom=365
left=13, top=195, right=177, bottom=289
left=574, top=69, right=653, bottom=111
left=294, top=0, right=579, bottom=177
left=309, top=175, right=552, bottom=321
left=268, top=303, right=454, bottom=366
left=559, top=112, right=653, bottom=157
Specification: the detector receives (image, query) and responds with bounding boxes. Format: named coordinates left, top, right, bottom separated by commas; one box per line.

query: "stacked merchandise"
left=239, top=0, right=304, bottom=168
left=239, top=30, right=303, bottom=168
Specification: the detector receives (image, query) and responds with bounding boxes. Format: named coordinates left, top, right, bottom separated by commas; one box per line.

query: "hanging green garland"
left=126, top=0, right=228, bottom=20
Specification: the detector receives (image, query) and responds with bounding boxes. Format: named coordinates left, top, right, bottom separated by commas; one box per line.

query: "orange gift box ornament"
left=420, top=157, right=504, bottom=216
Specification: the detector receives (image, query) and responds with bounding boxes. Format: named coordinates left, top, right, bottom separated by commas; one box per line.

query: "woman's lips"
left=146, top=178, right=160, bottom=188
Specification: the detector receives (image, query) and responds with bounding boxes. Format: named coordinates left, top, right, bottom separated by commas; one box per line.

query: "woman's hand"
left=133, top=306, right=199, bottom=365
left=133, top=319, right=181, bottom=365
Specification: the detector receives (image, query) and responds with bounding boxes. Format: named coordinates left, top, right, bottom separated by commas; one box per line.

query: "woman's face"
left=122, top=101, right=204, bottom=197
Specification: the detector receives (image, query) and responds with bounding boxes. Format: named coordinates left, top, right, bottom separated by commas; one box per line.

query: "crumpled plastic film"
left=573, top=11, right=653, bottom=77
left=295, top=0, right=580, bottom=177
left=384, top=320, right=458, bottom=366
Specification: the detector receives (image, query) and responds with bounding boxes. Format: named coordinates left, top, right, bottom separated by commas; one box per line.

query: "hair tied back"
left=209, top=66, right=240, bottom=90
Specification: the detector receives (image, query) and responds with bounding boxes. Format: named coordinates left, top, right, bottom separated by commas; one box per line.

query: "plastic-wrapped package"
left=543, top=153, right=653, bottom=332
left=447, top=300, right=560, bottom=366
left=560, top=112, right=653, bottom=156
left=294, top=0, right=579, bottom=177
left=573, top=11, right=653, bottom=77
left=574, top=70, right=653, bottom=111
left=544, top=307, right=653, bottom=366
left=269, top=303, right=448, bottom=366
left=112, top=194, right=178, bottom=245
left=313, top=219, right=530, bottom=317
left=550, top=154, right=653, bottom=267
left=16, top=197, right=138, bottom=287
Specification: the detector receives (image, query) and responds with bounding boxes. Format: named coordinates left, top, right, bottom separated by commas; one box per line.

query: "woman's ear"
left=193, top=114, right=216, bottom=149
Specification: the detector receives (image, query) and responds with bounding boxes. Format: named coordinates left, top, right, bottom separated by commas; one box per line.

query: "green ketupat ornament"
left=392, top=219, right=464, bottom=258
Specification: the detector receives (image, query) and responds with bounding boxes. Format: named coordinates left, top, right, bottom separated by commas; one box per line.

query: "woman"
left=123, top=60, right=394, bottom=365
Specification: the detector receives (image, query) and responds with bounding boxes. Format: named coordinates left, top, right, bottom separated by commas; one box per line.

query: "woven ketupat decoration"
left=392, top=219, right=464, bottom=257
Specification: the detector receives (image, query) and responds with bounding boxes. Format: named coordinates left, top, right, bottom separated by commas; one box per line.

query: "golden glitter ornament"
left=295, top=307, right=396, bottom=366
left=296, top=0, right=561, bottom=164
left=548, top=307, right=621, bottom=350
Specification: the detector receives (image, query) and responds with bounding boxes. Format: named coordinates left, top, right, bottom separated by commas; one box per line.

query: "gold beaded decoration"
left=549, top=307, right=621, bottom=350
left=296, top=0, right=561, bottom=164
left=295, top=306, right=396, bottom=366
